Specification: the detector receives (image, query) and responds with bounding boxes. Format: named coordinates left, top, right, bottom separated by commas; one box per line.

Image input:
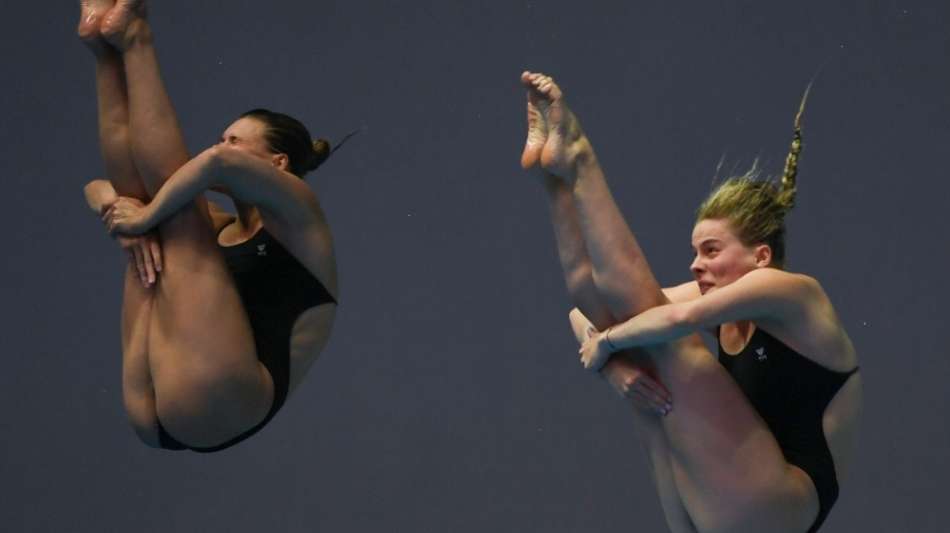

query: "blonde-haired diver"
left=520, top=71, right=861, bottom=533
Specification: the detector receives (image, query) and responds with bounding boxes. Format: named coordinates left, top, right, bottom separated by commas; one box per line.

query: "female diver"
left=519, top=71, right=862, bottom=532
left=79, top=0, right=339, bottom=452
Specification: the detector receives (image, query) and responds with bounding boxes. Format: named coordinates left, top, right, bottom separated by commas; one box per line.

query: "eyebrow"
left=692, top=238, right=723, bottom=250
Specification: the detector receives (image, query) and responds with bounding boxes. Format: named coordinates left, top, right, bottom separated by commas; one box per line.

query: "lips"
left=698, top=281, right=714, bottom=293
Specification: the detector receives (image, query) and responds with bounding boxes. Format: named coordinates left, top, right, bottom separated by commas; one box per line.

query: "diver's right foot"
left=78, top=0, right=114, bottom=50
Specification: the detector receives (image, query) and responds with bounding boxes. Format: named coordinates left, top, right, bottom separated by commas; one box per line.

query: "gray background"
left=2, top=1, right=947, bottom=531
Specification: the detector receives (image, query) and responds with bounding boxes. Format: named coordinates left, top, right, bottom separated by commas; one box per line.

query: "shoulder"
left=737, top=268, right=825, bottom=310
left=752, top=272, right=856, bottom=370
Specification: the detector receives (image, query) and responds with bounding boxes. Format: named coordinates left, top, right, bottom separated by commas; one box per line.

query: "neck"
left=723, top=320, right=755, bottom=335
left=233, top=199, right=262, bottom=235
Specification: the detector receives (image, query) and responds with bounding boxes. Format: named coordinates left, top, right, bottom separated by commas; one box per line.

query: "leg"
left=526, top=89, right=696, bottom=531
left=567, top=311, right=697, bottom=533
left=101, top=5, right=273, bottom=447
left=82, top=0, right=159, bottom=445
left=526, top=72, right=818, bottom=533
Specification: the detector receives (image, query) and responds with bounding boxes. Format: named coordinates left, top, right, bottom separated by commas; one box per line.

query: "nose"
left=690, top=254, right=704, bottom=277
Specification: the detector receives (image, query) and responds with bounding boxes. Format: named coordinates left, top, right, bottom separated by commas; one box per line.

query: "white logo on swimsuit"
left=257, top=243, right=267, bottom=256
left=755, top=347, right=767, bottom=361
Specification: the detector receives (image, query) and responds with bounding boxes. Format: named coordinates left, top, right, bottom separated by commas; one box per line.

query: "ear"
left=271, top=153, right=289, bottom=171
left=753, top=243, right=773, bottom=267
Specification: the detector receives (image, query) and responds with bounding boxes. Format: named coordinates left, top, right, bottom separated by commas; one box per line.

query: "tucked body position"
left=79, top=0, right=340, bottom=452
left=519, top=70, right=861, bottom=532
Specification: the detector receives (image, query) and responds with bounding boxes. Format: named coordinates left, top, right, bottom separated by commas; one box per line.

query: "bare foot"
left=520, top=71, right=548, bottom=169
left=78, top=0, right=115, bottom=50
left=519, top=71, right=592, bottom=180
left=101, top=0, right=148, bottom=49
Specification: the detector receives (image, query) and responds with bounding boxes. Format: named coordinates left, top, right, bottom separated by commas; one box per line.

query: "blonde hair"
left=695, top=84, right=812, bottom=268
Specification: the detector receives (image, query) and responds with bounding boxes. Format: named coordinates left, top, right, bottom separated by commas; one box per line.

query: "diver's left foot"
left=101, top=0, right=148, bottom=49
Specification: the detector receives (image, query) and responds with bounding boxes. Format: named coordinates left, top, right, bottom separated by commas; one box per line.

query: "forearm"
left=608, top=303, right=694, bottom=350
left=139, top=148, right=218, bottom=230
left=84, top=179, right=118, bottom=214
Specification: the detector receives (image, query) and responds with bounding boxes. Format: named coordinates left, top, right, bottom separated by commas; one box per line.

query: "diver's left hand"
left=103, top=196, right=149, bottom=235
left=579, top=327, right=614, bottom=372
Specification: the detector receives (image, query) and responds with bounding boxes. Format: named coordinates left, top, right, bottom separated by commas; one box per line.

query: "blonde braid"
left=779, top=81, right=813, bottom=211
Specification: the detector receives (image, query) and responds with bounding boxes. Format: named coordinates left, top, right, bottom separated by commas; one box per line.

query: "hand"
left=602, top=357, right=673, bottom=416
left=103, top=196, right=149, bottom=235
left=116, top=232, right=163, bottom=288
left=579, top=326, right=614, bottom=372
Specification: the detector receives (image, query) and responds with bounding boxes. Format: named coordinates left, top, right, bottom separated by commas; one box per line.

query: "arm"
left=582, top=268, right=818, bottom=368
left=83, top=179, right=164, bottom=287
left=661, top=281, right=702, bottom=304
left=110, top=145, right=319, bottom=234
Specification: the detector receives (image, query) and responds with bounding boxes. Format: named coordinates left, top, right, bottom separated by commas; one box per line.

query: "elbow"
left=198, top=145, right=231, bottom=188
left=203, top=145, right=228, bottom=171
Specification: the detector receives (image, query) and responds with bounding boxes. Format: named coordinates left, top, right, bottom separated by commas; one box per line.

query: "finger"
left=131, top=246, right=147, bottom=286
left=627, top=387, right=658, bottom=410
left=634, top=381, right=672, bottom=412
left=150, top=239, right=163, bottom=272
left=140, top=241, right=155, bottom=284
left=639, top=379, right=673, bottom=406
left=628, top=388, right=669, bottom=415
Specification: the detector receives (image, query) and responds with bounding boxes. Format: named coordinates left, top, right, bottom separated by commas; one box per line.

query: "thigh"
left=146, top=199, right=272, bottom=447
left=631, top=407, right=698, bottom=533
left=651, top=338, right=818, bottom=533
left=119, top=265, right=161, bottom=447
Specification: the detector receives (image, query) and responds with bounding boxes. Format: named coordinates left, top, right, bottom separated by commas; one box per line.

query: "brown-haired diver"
left=79, top=0, right=344, bottom=452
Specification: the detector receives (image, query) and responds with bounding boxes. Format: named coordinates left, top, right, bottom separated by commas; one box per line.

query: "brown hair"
left=240, top=109, right=330, bottom=177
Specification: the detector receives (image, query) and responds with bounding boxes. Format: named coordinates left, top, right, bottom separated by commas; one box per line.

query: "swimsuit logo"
left=257, top=244, right=267, bottom=256
left=755, top=347, right=767, bottom=362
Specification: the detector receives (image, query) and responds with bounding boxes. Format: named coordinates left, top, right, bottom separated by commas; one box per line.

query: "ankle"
left=107, top=18, right=152, bottom=51
left=124, top=19, right=153, bottom=46
left=562, top=137, right=597, bottom=179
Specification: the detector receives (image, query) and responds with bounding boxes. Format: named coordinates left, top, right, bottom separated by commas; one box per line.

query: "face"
left=219, top=117, right=274, bottom=159
left=690, top=218, right=771, bottom=294
left=213, top=117, right=290, bottom=193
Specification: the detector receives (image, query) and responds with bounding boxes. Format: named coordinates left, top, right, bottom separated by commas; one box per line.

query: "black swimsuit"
left=717, top=326, right=858, bottom=532
left=157, top=228, right=336, bottom=453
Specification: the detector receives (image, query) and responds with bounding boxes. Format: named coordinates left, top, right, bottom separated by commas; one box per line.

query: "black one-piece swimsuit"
left=718, top=327, right=858, bottom=532
left=156, top=228, right=336, bottom=453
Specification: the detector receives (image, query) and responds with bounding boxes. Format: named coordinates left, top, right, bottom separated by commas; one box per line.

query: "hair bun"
left=307, top=139, right=331, bottom=171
